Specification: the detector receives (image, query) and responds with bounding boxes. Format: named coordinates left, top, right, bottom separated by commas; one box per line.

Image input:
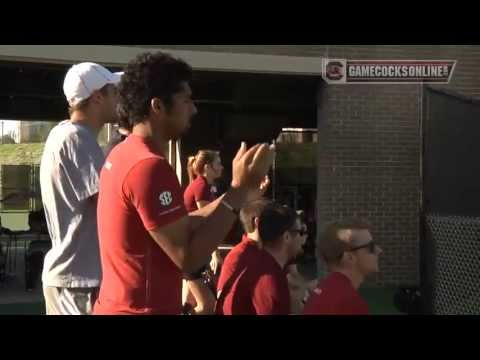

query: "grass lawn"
left=0, top=143, right=45, bottom=165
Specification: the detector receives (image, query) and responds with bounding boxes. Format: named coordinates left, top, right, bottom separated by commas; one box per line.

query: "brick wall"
left=317, top=46, right=480, bottom=286
left=317, top=84, right=421, bottom=285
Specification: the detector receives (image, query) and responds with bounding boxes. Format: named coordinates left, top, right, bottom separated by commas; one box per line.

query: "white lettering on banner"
left=349, top=66, right=356, bottom=77
left=346, top=63, right=451, bottom=80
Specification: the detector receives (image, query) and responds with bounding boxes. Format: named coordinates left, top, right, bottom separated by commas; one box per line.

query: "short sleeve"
left=123, top=157, right=187, bottom=231
left=194, top=181, right=214, bottom=203
left=61, top=132, right=105, bottom=202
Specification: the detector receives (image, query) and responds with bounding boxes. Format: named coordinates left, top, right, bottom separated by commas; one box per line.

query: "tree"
left=0, top=135, right=16, bottom=144
left=26, top=123, right=55, bottom=143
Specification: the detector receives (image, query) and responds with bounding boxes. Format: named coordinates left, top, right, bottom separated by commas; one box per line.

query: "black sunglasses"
left=289, top=228, right=308, bottom=237
left=348, top=241, right=377, bottom=254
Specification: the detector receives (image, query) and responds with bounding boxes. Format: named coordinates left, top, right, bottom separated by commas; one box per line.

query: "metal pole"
left=271, top=139, right=276, bottom=201
left=107, top=123, right=111, bottom=143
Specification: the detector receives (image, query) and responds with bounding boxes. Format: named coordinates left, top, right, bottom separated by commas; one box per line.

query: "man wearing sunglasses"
left=286, top=210, right=319, bottom=314
left=303, top=219, right=382, bottom=315
left=220, top=202, right=305, bottom=314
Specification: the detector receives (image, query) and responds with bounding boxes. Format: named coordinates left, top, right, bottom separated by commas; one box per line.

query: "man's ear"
left=343, top=251, right=355, bottom=265
left=253, top=217, right=260, bottom=229
left=151, top=98, right=166, bottom=115
left=89, top=89, right=104, bottom=104
left=282, top=230, right=292, bottom=245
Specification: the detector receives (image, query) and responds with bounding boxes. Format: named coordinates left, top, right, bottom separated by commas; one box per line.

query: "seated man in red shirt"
left=221, top=202, right=304, bottom=315
left=216, top=198, right=272, bottom=314
left=93, top=51, right=274, bottom=315
left=303, top=219, right=383, bottom=315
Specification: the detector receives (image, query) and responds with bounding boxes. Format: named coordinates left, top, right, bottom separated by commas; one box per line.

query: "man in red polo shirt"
left=221, top=202, right=304, bottom=315
left=303, top=219, right=383, bottom=315
left=93, top=51, right=274, bottom=315
left=216, top=198, right=271, bottom=314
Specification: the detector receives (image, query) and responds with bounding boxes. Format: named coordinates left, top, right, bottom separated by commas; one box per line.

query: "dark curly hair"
left=115, top=103, right=133, bottom=131
left=118, top=51, right=193, bottom=127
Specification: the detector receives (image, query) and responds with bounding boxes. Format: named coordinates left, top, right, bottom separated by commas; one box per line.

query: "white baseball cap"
left=63, top=62, right=123, bottom=106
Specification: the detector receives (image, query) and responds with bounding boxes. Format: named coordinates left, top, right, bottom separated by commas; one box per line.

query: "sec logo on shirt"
left=159, top=191, right=173, bottom=206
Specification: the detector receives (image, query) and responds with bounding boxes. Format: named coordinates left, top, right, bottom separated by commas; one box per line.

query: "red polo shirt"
left=216, top=235, right=260, bottom=313
left=94, top=135, right=187, bottom=315
left=183, top=175, right=217, bottom=212
left=221, top=246, right=290, bottom=315
left=303, top=272, right=369, bottom=315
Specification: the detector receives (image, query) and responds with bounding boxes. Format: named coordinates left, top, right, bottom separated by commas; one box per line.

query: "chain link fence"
left=424, top=214, right=480, bottom=314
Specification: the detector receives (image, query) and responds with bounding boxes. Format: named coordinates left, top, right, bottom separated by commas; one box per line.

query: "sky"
left=0, top=120, right=19, bottom=139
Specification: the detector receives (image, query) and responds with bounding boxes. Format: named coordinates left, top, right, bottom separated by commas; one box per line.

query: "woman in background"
left=183, top=150, right=224, bottom=314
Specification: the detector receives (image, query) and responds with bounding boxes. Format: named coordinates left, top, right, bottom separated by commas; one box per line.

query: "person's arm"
left=187, top=279, right=216, bottom=315
left=286, top=264, right=315, bottom=314
left=146, top=143, right=274, bottom=275
left=148, top=189, right=242, bottom=274
left=192, top=193, right=214, bottom=230
left=210, top=249, right=223, bottom=274
left=195, top=200, right=211, bottom=209
left=196, top=200, right=210, bottom=208
left=286, top=264, right=301, bottom=285
left=188, top=175, right=271, bottom=233
left=186, top=193, right=221, bottom=311
left=287, top=264, right=315, bottom=290
left=193, top=196, right=224, bottom=273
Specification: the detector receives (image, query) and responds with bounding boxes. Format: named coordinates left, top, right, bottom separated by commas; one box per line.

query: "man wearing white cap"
left=39, top=62, right=121, bottom=315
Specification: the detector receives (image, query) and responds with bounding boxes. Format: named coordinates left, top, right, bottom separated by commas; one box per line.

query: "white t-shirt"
left=40, top=120, right=104, bottom=288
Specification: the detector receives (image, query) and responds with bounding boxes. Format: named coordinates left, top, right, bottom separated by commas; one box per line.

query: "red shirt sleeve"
left=252, top=274, right=290, bottom=315
left=194, top=180, right=214, bottom=203
left=123, top=157, right=187, bottom=231
left=217, top=250, right=236, bottom=293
